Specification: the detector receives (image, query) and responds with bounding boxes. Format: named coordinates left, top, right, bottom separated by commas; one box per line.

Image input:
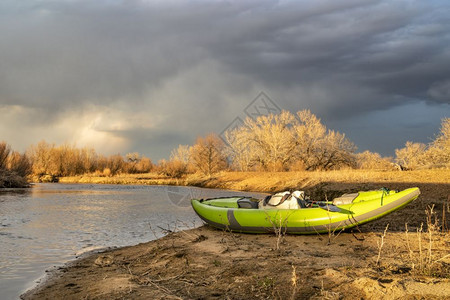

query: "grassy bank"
left=59, top=169, right=450, bottom=192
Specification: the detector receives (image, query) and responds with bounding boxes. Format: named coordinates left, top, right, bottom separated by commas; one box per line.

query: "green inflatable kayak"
left=191, top=187, right=420, bottom=234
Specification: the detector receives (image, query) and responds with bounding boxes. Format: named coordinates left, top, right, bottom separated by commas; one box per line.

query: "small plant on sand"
left=290, top=265, right=298, bottom=300
left=212, top=259, right=222, bottom=267
left=320, top=279, right=340, bottom=300
left=404, top=205, right=450, bottom=278
left=324, top=211, right=346, bottom=245
left=442, top=196, right=450, bottom=233
left=219, top=218, right=240, bottom=249
left=258, top=276, right=275, bottom=290
left=376, top=224, right=389, bottom=265
left=266, top=211, right=290, bottom=250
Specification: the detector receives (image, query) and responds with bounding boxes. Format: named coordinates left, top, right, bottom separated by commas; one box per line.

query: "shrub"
left=0, top=141, right=31, bottom=187
left=395, top=142, right=427, bottom=170
left=158, top=160, right=188, bottom=178
left=356, top=151, right=394, bottom=170
left=7, top=152, right=32, bottom=177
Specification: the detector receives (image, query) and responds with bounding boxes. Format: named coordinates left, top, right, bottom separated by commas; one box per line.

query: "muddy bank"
left=21, top=181, right=450, bottom=299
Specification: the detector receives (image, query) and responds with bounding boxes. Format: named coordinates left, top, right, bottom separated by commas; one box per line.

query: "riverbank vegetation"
left=59, top=169, right=450, bottom=191
left=0, top=142, right=32, bottom=188
left=26, top=141, right=153, bottom=182
left=32, top=113, right=450, bottom=180
left=1, top=111, right=448, bottom=186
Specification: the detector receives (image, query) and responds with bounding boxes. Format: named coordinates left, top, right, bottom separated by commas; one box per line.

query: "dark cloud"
left=0, top=0, right=449, bottom=159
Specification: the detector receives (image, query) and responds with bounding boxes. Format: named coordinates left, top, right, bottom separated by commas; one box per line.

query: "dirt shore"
left=21, top=180, right=450, bottom=299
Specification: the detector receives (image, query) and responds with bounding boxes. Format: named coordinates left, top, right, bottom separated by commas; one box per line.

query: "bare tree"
left=356, top=151, right=393, bottom=170
left=395, top=141, right=427, bottom=170
left=191, top=133, right=228, bottom=176
left=81, top=147, right=98, bottom=173
left=27, top=140, right=54, bottom=176
left=292, top=110, right=356, bottom=170
left=0, top=142, right=11, bottom=170
left=107, top=154, right=125, bottom=176
left=244, top=111, right=296, bottom=171
left=224, top=128, right=253, bottom=171
left=170, top=145, right=191, bottom=164
left=0, top=142, right=31, bottom=187
left=223, top=110, right=356, bottom=171
left=427, top=118, right=450, bottom=166
left=126, top=152, right=141, bottom=173
left=291, top=110, right=326, bottom=170
left=7, top=151, right=32, bottom=177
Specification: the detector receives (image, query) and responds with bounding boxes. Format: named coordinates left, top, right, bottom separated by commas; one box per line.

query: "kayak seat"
left=297, top=198, right=307, bottom=208
left=237, top=198, right=259, bottom=209
left=332, top=193, right=359, bottom=205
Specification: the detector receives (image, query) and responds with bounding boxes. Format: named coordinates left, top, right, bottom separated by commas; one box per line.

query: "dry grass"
left=374, top=205, right=450, bottom=279
left=402, top=205, right=450, bottom=278
left=210, top=169, right=449, bottom=192
left=59, top=172, right=181, bottom=186
left=58, top=169, right=449, bottom=192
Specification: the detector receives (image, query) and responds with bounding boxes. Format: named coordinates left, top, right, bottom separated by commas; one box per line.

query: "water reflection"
left=0, top=183, right=263, bottom=300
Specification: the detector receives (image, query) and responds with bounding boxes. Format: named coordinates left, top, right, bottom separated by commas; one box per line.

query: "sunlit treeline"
left=160, top=109, right=360, bottom=177
left=395, top=117, right=450, bottom=170
left=27, top=141, right=153, bottom=179
left=0, top=113, right=447, bottom=185
left=162, top=114, right=449, bottom=176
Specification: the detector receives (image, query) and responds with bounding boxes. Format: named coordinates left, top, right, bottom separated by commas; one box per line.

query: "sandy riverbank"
left=22, top=176, right=450, bottom=299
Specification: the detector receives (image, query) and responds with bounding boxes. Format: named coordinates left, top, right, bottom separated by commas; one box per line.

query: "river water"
left=0, top=183, right=262, bottom=300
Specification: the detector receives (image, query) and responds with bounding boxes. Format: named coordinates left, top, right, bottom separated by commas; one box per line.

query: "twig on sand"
left=146, top=279, right=183, bottom=300
left=352, top=232, right=365, bottom=241
left=157, top=225, right=174, bottom=235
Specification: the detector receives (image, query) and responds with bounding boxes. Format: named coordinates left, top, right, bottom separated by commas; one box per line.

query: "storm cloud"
left=0, top=0, right=449, bottom=159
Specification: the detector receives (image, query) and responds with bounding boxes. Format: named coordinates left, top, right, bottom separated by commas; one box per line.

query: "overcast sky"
left=1, top=0, right=449, bottom=160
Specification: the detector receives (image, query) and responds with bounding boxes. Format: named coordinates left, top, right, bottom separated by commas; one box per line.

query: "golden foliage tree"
left=224, top=110, right=356, bottom=171
left=135, top=157, right=153, bottom=173
left=395, top=118, right=450, bottom=169
left=427, top=118, right=450, bottom=166
left=170, top=145, right=191, bottom=164
left=27, top=140, right=54, bottom=176
left=191, top=134, right=228, bottom=176
left=0, top=142, right=10, bottom=170
left=356, top=151, right=393, bottom=170
left=0, top=141, right=31, bottom=187
left=27, top=141, right=152, bottom=178
left=395, top=141, right=427, bottom=170
left=7, top=151, right=32, bottom=177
